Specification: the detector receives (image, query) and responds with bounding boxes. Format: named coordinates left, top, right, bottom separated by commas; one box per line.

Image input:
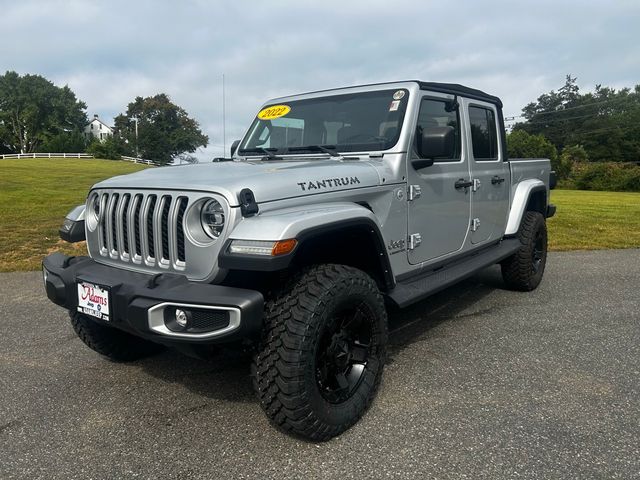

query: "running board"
left=388, top=239, right=521, bottom=308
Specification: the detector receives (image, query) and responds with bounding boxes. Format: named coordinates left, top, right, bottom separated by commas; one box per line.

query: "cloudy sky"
left=1, top=0, right=638, bottom=159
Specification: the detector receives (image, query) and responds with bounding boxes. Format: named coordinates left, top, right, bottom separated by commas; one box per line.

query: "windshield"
left=238, top=89, right=409, bottom=156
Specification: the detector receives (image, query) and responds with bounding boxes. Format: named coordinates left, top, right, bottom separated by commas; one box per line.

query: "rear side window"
left=414, top=98, right=461, bottom=161
left=469, top=106, right=498, bottom=160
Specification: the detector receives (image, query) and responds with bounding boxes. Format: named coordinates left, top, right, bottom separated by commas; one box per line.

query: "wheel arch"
left=505, top=180, right=548, bottom=235
left=219, top=202, right=395, bottom=291
left=291, top=218, right=394, bottom=291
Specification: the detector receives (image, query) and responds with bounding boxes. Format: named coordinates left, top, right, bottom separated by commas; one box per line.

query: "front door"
left=406, top=95, right=471, bottom=265
left=466, top=103, right=510, bottom=244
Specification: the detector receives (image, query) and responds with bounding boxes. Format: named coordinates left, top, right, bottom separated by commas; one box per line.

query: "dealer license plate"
left=77, top=281, right=110, bottom=321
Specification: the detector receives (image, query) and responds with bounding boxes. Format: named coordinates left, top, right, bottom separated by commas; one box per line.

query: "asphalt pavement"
left=1, top=250, right=639, bottom=479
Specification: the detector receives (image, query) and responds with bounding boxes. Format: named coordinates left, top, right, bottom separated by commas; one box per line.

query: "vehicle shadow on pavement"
left=135, top=265, right=507, bottom=404
left=387, top=265, right=505, bottom=362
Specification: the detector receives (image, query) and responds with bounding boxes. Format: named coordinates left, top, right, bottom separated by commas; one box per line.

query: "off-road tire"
left=70, top=311, right=164, bottom=361
left=252, top=264, right=388, bottom=441
left=501, top=211, right=548, bottom=291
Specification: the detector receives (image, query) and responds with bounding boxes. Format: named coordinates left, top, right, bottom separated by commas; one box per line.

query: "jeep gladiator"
left=43, top=81, right=556, bottom=441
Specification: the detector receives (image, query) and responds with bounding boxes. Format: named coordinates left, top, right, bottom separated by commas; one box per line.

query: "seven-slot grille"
left=96, top=192, right=188, bottom=269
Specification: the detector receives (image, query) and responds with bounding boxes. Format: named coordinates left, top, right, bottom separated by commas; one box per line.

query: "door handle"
left=455, top=178, right=473, bottom=189
left=491, top=175, right=505, bottom=185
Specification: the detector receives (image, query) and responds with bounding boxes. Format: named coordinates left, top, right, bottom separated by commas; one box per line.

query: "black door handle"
left=455, top=178, right=473, bottom=189
left=491, top=175, right=505, bottom=185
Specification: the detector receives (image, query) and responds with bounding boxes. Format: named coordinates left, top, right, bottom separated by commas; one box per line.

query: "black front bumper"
left=42, top=253, right=264, bottom=345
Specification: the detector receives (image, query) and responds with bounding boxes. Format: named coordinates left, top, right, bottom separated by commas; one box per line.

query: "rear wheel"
left=501, top=211, right=548, bottom=291
left=252, top=264, right=387, bottom=441
left=70, top=311, right=164, bottom=361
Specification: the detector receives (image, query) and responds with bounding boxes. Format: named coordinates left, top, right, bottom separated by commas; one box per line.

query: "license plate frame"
left=77, top=280, right=111, bottom=321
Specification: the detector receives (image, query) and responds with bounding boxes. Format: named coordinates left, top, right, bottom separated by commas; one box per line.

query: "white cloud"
left=1, top=0, right=638, bottom=158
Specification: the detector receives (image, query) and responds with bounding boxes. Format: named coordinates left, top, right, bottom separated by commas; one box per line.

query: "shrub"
left=572, top=162, right=640, bottom=192
left=86, top=136, right=131, bottom=160
left=41, top=131, right=88, bottom=152
left=552, top=155, right=573, bottom=181
left=556, top=144, right=587, bottom=180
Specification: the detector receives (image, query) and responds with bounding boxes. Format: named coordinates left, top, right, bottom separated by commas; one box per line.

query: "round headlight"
left=201, top=199, right=225, bottom=239
left=86, top=193, right=101, bottom=231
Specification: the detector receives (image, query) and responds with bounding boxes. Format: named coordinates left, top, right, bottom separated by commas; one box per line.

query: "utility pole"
left=222, top=73, right=226, bottom=157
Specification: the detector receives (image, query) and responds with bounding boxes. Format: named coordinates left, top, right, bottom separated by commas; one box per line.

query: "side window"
left=469, top=106, right=498, bottom=160
left=414, top=98, right=461, bottom=161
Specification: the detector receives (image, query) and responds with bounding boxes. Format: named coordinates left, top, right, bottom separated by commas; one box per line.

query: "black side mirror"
left=230, top=139, right=241, bottom=157
left=412, top=126, right=455, bottom=169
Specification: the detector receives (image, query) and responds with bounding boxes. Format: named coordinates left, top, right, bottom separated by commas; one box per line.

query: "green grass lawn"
left=0, top=159, right=638, bottom=271
left=548, top=190, right=640, bottom=251
left=0, top=158, right=148, bottom=272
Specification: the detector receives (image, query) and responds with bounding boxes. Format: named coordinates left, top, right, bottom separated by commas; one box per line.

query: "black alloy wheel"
left=532, top=228, right=545, bottom=274
left=252, top=264, right=388, bottom=441
left=501, top=211, right=548, bottom=291
left=315, top=302, right=374, bottom=404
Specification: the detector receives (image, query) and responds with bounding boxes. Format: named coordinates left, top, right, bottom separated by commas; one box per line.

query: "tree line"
left=506, top=75, right=640, bottom=191
left=0, top=71, right=208, bottom=165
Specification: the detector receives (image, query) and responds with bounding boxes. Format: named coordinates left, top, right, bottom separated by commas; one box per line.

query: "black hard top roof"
left=284, top=80, right=503, bottom=108
left=416, top=81, right=502, bottom=108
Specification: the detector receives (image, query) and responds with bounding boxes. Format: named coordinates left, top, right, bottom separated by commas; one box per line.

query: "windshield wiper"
left=288, top=145, right=341, bottom=157
left=238, top=147, right=282, bottom=160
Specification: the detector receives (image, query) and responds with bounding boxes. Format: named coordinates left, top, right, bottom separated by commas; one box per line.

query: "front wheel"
left=252, top=264, right=388, bottom=441
left=501, top=211, right=548, bottom=291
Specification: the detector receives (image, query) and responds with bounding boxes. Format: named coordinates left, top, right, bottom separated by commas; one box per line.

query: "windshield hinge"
left=239, top=188, right=259, bottom=217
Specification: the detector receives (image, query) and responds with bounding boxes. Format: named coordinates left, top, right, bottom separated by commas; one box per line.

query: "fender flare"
left=218, top=202, right=394, bottom=288
left=505, top=180, right=547, bottom=235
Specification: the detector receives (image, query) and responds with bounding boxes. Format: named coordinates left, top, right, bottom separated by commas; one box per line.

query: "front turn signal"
left=272, top=239, right=298, bottom=256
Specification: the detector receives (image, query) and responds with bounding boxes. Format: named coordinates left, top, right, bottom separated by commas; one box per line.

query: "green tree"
left=507, top=129, right=557, bottom=160
left=561, top=144, right=588, bottom=163
left=41, top=131, right=88, bottom=153
left=506, top=130, right=574, bottom=179
left=515, top=76, right=640, bottom=163
left=517, top=75, right=582, bottom=150
left=0, top=71, right=87, bottom=153
left=86, top=135, right=132, bottom=160
left=114, top=94, right=208, bottom=165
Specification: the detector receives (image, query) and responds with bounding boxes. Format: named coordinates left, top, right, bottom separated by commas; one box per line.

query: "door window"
left=414, top=98, right=461, bottom=161
left=469, top=106, right=498, bottom=160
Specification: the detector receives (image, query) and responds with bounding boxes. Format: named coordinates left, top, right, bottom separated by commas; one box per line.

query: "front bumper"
left=42, top=253, right=264, bottom=345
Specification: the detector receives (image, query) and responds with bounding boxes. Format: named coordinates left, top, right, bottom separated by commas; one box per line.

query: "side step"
left=388, top=238, right=521, bottom=308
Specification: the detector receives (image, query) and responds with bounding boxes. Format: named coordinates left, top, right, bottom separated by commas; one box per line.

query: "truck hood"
left=93, top=159, right=382, bottom=206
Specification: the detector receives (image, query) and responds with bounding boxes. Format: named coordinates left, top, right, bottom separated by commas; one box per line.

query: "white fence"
left=120, top=155, right=158, bottom=165
left=0, top=152, right=93, bottom=159
left=0, top=152, right=158, bottom=165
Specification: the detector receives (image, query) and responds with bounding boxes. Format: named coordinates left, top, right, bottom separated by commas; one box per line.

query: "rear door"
left=466, top=102, right=510, bottom=244
left=406, top=95, right=471, bottom=264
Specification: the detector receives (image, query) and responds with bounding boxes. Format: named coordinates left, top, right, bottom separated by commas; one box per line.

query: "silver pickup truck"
left=44, top=80, right=556, bottom=441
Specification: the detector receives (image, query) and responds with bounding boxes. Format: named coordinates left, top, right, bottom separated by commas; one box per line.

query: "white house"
left=84, top=114, right=114, bottom=141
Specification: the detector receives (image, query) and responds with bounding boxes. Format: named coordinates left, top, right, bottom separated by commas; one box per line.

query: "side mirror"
left=230, top=139, right=241, bottom=157
left=413, top=126, right=455, bottom=169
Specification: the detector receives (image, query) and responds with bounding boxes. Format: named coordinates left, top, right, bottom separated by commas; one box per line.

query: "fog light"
left=175, top=309, right=189, bottom=327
